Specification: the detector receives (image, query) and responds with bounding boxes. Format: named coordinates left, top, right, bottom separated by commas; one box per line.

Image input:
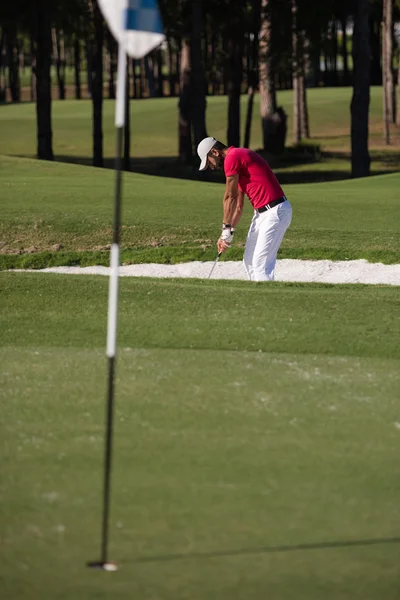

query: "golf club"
left=207, top=252, right=222, bottom=279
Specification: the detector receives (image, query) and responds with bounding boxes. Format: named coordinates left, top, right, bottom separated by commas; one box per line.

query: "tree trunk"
left=129, top=57, right=135, bottom=98
left=243, top=87, right=255, bottom=148
left=222, top=34, right=229, bottom=96
left=35, top=1, right=53, bottom=160
left=259, top=0, right=286, bottom=153
left=167, top=40, right=175, bottom=96
left=190, top=0, right=208, bottom=148
left=340, top=17, right=349, bottom=86
left=175, top=42, right=181, bottom=94
left=382, top=0, right=394, bottom=134
left=218, top=35, right=224, bottom=95
left=85, top=37, right=93, bottom=99
left=299, top=75, right=309, bottom=138
left=30, top=34, right=36, bottom=102
left=140, top=58, right=147, bottom=96
left=124, top=62, right=131, bottom=171
left=107, top=33, right=116, bottom=100
left=52, top=28, right=65, bottom=99
left=0, top=29, right=7, bottom=103
left=331, top=21, right=338, bottom=86
left=156, top=48, right=164, bottom=97
left=351, top=0, right=370, bottom=178
left=259, top=0, right=277, bottom=148
left=245, top=33, right=251, bottom=93
left=323, top=39, right=329, bottom=86
left=311, top=40, right=321, bottom=87
left=7, top=24, right=20, bottom=102
left=211, top=32, right=218, bottom=95
left=293, top=77, right=301, bottom=144
left=92, top=1, right=103, bottom=167
left=244, top=3, right=260, bottom=148
left=227, top=2, right=244, bottom=147
left=74, top=37, right=81, bottom=99
left=369, top=16, right=381, bottom=85
left=133, top=59, right=140, bottom=98
left=397, top=51, right=400, bottom=127
left=178, top=38, right=192, bottom=163
left=299, top=33, right=310, bottom=138
left=292, top=0, right=301, bottom=145
left=19, top=39, right=25, bottom=72
left=144, top=55, right=155, bottom=97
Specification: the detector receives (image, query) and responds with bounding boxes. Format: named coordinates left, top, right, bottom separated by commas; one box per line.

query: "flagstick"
left=87, top=43, right=127, bottom=573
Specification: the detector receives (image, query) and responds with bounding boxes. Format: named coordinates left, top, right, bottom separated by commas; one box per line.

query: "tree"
left=292, top=0, right=301, bottom=144
left=334, top=0, right=351, bottom=86
left=73, top=35, right=81, bottom=99
left=243, top=4, right=260, bottom=148
left=123, top=61, right=131, bottom=171
left=52, top=27, right=66, bottom=100
left=382, top=0, right=394, bottom=144
left=259, top=0, right=287, bottom=153
left=226, top=0, right=244, bottom=146
left=0, top=29, right=6, bottom=102
left=190, top=0, right=207, bottom=149
left=369, top=2, right=382, bottom=85
left=299, top=35, right=310, bottom=138
left=397, top=47, right=400, bottom=127
left=35, top=0, right=54, bottom=160
left=178, top=37, right=192, bottom=162
left=176, top=0, right=208, bottom=163
left=6, top=21, right=20, bottom=102
left=351, top=0, right=370, bottom=177
left=90, top=0, right=103, bottom=167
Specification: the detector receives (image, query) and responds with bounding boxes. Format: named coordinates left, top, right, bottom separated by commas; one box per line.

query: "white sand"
left=15, top=259, right=400, bottom=285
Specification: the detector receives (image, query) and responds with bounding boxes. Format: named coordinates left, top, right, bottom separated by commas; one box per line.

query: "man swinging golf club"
left=198, top=137, right=292, bottom=281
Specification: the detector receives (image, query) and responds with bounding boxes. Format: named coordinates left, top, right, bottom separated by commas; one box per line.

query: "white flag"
left=97, top=0, right=165, bottom=59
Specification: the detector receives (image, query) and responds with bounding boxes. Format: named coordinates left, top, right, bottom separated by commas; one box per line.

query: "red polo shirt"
left=224, top=147, right=284, bottom=209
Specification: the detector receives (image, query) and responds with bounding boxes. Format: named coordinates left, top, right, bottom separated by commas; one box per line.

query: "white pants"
left=243, top=199, right=292, bottom=281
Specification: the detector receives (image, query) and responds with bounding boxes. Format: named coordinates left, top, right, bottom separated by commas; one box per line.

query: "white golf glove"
left=220, top=224, right=235, bottom=246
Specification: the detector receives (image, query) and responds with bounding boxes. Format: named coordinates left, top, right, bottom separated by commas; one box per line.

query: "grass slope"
left=1, top=272, right=400, bottom=599
left=1, top=156, right=400, bottom=267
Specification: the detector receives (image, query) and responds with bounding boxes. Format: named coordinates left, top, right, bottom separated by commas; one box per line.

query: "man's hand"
left=217, top=238, right=229, bottom=253
left=218, top=224, right=235, bottom=253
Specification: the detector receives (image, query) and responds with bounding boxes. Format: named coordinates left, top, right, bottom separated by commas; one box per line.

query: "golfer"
left=197, top=137, right=292, bottom=281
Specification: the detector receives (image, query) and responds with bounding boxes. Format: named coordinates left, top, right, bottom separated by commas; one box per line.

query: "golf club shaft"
left=208, top=252, right=222, bottom=279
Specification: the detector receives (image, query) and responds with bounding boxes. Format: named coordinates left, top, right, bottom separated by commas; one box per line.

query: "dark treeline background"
left=0, top=0, right=399, bottom=178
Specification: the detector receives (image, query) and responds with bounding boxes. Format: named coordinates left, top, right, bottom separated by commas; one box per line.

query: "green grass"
left=1, top=272, right=400, bottom=599
left=1, top=155, right=400, bottom=267
left=2, top=273, right=400, bottom=357
left=1, top=83, right=399, bottom=600
left=0, top=87, right=399, bottom=172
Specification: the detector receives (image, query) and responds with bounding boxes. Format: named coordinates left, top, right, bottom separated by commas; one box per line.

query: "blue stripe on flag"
left=124, top=0, right=163, bottom=33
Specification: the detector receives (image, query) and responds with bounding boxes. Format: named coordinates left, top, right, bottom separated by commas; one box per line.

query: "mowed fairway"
left=1, top=156, right=400, bottom=267
left=1, top=273, right=400, bottom=600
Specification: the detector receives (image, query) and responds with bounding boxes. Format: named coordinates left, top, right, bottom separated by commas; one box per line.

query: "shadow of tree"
left=19, top=148, right=400, bottom=186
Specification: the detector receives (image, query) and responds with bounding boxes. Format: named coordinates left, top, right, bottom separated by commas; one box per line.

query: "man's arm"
left=222, top=175, right=240, bottom=224
left=218, top=175, right=243, bottom=253
left=231, top=190, right=244, bottom=228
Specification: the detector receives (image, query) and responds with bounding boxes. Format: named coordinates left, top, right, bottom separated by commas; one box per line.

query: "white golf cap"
left=197, top=137, right=217, bottom=171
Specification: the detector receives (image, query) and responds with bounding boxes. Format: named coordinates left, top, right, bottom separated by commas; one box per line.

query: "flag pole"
left=87, top=42, right=127, bottom=573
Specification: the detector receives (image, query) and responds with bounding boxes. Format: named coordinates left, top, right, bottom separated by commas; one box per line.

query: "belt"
left=256, top=196, right=286, bottom=213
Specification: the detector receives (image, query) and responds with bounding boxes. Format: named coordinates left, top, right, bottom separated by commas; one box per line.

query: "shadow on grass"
left=128, top=536, right=400, bottom=565
left=18, top=150, right=400, bottom=185
left=49, top=153, right=355, bottom=185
